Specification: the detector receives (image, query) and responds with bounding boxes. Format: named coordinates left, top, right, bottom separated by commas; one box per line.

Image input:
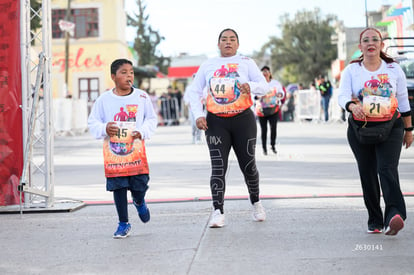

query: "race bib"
left=362, top=95, right=391, bottom=118
left=110, top=121, right=135, bottom=146
left=104, top=121, right=149, bottom=177
left=210, top=78, right=239, bottom=104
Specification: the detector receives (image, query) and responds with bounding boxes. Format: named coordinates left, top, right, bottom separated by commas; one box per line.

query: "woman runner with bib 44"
left=186, top=28, right=268, bottom=228
left=338, top=28, right=413, bottom=236
left=88, top=59, right=157, bottom=238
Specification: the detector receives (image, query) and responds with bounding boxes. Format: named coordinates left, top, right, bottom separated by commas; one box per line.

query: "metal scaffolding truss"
left=19, top=0, right=54, bottom=209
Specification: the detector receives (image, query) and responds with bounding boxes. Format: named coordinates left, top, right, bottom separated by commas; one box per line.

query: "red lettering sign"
left=52, top=47, right=105, bottom=72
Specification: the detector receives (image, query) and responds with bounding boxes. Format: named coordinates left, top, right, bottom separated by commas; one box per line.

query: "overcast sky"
left=125, top=0, right=394, bottom=57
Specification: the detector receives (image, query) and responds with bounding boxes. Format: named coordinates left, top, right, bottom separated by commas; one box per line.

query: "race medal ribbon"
left=103, top=121, right=149, bottom=177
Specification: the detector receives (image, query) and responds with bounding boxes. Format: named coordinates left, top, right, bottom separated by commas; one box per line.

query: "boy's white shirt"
left=88, top=88, right=157, bottom=140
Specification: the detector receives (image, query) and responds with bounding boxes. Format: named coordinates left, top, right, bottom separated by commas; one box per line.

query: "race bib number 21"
left=363, top=95, right=391, bottom=117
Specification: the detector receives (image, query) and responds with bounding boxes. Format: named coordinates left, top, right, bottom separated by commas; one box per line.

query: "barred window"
left=52, top=8, right=99, bottom=39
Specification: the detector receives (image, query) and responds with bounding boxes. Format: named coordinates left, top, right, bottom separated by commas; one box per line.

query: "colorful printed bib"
left=255, top=87, right=284, bottom=117
left=206, top=77, right=252, bottom=117
left=355, top=73, right=399, bottom=122
left=103, top=121, right=149, bottom=177
left=362, top=95, right=392, bottom=118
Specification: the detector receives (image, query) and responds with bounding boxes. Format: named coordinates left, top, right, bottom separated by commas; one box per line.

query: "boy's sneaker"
left=209, top=209, right=225, bottom=228
left=384, top=214, right=404, bottom=236
left=252, top=201, right=266, bottom=222
left=367, top=226, right=383, bottom=234
left=133, top=200, right=150, bottom=223
left=113, top=222, right=131, bottom=239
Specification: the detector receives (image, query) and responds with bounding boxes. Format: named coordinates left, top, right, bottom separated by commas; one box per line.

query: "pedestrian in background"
left=88, top=59, right=157, bottom=238
left=255, top=65, right=286, bottom=155
left=184, top=74, right=204, bottom=144
left=282, top=92, right=295, bottom=121
left=316, top=75, right=332, bottom=121
left=186, top=28, right=268, bottom=228
left=338, top=27, right=413, bottom=236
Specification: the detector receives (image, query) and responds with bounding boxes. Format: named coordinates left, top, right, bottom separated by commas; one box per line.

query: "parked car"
left=396, top=55, right=414, bottom=125
left=383, top=37, right=414, bottom=125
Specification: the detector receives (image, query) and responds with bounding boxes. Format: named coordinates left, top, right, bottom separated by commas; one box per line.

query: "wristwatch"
left=404, top=126, right=414, bottom=131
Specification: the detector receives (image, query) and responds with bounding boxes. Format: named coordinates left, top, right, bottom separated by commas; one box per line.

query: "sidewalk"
left=1, top=121, right=414, bottom=274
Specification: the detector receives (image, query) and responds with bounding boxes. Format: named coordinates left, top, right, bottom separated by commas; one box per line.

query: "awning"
left=351, top=50, right=362, bottom=59
left=168, top=66, right=199, bottom=78
left=133, top=66, right=156, bottom=78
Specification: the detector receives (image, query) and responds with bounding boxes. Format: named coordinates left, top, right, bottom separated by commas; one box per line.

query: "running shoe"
left=252, top=201, right=266, bottom=222
left=209, top=209, right=225, bottom=228
left=384, top=214, right=404, bottom=236
left=133, top=200, right=150, bottom=223
left=367, top=226, right=383, bottom=234
left=113, top=222, right=131, bottom=239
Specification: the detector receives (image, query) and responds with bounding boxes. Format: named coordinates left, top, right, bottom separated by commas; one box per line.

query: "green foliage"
left=30, top=0, right=42, bottom=45
left=259, top=8, right=337, bottom=85
left=127, top=0, right=170, bottom=74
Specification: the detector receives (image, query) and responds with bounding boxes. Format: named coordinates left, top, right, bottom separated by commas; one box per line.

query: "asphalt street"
left=1, top=120, right=414, bottom=275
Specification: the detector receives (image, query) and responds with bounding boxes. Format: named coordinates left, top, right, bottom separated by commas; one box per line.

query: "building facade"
left=35, top=0, right=134, bottom=110
left=333, top=1, right=414, bottom=82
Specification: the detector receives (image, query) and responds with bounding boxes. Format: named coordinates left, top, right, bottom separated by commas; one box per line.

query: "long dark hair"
left=350, top=27, right=395, bottom=64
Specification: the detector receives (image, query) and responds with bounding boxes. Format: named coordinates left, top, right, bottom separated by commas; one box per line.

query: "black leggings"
left=205, top=109, right=260, bottom=213
left=347, top=117, right=406, bottom=228
left=258, top=112, right=279, bottom=150
left=113, top=188, right=146, bottom=223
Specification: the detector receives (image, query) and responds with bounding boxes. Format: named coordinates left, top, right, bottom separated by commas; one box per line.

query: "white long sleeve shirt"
left=186, top=54, right=267, bottom=119
left=338, top=60, right=410, bottom=114
left=88, top=88, right=157, bottom=140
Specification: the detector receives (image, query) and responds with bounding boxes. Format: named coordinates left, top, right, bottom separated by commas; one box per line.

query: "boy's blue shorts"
left=106, top=174, right=149, bottom=192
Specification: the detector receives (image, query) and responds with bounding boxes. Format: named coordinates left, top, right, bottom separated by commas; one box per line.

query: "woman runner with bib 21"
left=338, top=28, right=413, bottom=236
left=186, top=28, right=268, bottom=228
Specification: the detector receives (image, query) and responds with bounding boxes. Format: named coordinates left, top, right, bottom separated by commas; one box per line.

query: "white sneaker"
left=209, top=209, right=225, bottom=228
left=252, top=201, right=266, bottom=222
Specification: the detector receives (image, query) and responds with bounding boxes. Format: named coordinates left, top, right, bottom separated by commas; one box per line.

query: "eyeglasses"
left=361, top=37, right=381, bottom=43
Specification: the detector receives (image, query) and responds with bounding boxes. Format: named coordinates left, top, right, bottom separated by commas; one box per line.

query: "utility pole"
left=64, top=0, right=71, bottom=97
left=365, top=0, right=369, bottom=27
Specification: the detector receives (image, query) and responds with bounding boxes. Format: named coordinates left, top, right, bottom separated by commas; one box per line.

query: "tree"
left=30, top=0, right=42, bottom=45
left=258, top=8, right=337, bottom=85
left=127, top=0, right=170, bottom=74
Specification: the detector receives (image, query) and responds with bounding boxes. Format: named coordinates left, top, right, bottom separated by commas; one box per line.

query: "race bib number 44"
left=210, top=78, right=239, bottom=104
left=363, top=95, right=391, bottom=118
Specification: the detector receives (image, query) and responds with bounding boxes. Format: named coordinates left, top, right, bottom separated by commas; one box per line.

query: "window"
left=79, top=77, right=100, bottom=113
left=52, top=8, right=99, bottom=39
